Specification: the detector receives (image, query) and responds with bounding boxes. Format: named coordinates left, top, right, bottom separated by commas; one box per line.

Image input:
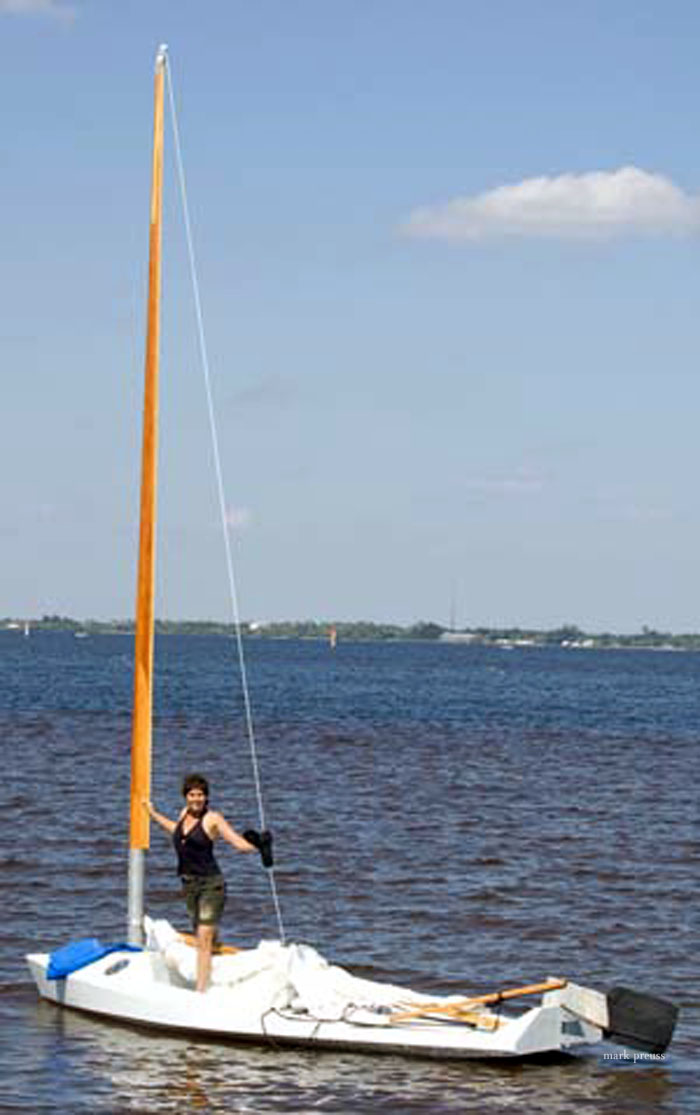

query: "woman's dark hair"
left=182, top=773, right=209, bottom=798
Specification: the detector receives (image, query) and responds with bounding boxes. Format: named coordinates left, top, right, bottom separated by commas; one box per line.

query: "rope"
left=163, top=52, right=286, bottom=944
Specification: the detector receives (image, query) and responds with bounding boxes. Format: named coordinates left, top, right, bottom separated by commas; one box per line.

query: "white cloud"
left=593, top=492, right=669, bottom=524
left=402, top=167, right=700, bottom=242
left=0, top=0, right=76, bottom=18
left=464, top=470, right=544, bottom=498
left=225, top=506, right=251, bottom=532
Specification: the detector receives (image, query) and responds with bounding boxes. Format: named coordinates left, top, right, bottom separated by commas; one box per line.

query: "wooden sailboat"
left=25, top=47, right=678, bottom=1061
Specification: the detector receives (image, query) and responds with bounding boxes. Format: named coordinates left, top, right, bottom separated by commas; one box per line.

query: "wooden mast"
left=127, top=45, right=166, bottom=946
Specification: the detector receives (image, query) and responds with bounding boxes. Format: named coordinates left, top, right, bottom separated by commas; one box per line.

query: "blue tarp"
left=46, top=937, right=141, bottom=979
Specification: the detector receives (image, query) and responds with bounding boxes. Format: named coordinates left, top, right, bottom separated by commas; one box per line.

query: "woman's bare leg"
left=196, top=924, right=216, bottom=992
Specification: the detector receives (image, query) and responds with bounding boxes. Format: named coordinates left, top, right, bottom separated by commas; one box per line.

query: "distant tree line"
left=3, top=615, right=700, bottom=649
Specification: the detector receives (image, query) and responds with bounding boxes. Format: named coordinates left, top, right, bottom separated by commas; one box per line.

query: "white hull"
left=26, top=948, right=601, bottom=1060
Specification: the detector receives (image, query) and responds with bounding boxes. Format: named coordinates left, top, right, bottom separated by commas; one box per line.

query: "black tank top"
left=173, top=810, right=222, bottom=877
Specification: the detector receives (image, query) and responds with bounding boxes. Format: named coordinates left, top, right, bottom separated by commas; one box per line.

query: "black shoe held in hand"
left=243, top=828, right=274, bottom=868
left=259, top=829, right=273, bottom=868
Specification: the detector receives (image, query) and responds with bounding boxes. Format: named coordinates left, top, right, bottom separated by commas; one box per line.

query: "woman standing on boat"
left=145, top=773, right=272, bottom=992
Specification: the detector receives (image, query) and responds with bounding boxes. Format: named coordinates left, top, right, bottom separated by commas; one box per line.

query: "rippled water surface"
left=1, top=631, right=698, bottom=1113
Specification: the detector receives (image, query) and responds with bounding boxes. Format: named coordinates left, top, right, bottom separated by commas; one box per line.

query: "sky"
left=4, top=1, right=700, bottom=631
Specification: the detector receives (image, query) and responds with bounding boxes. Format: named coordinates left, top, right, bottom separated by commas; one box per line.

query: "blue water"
left=1, top=631, right=698, bottom=1113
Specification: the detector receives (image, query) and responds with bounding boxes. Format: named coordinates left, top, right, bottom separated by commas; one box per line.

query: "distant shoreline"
left=4, top=616, right=700, bottom=651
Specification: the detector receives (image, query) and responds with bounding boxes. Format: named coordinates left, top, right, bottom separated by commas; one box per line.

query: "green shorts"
left=181, top=873, right=226, bottom=929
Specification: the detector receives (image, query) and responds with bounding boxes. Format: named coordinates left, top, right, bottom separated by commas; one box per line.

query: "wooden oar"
left=410, top=1005, right=504, bottom=1030
left=391, top=978, right=567, bottom=1024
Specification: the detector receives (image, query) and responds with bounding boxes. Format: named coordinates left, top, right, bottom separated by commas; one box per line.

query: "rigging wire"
left=163, top=53, right=286, bottom=944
